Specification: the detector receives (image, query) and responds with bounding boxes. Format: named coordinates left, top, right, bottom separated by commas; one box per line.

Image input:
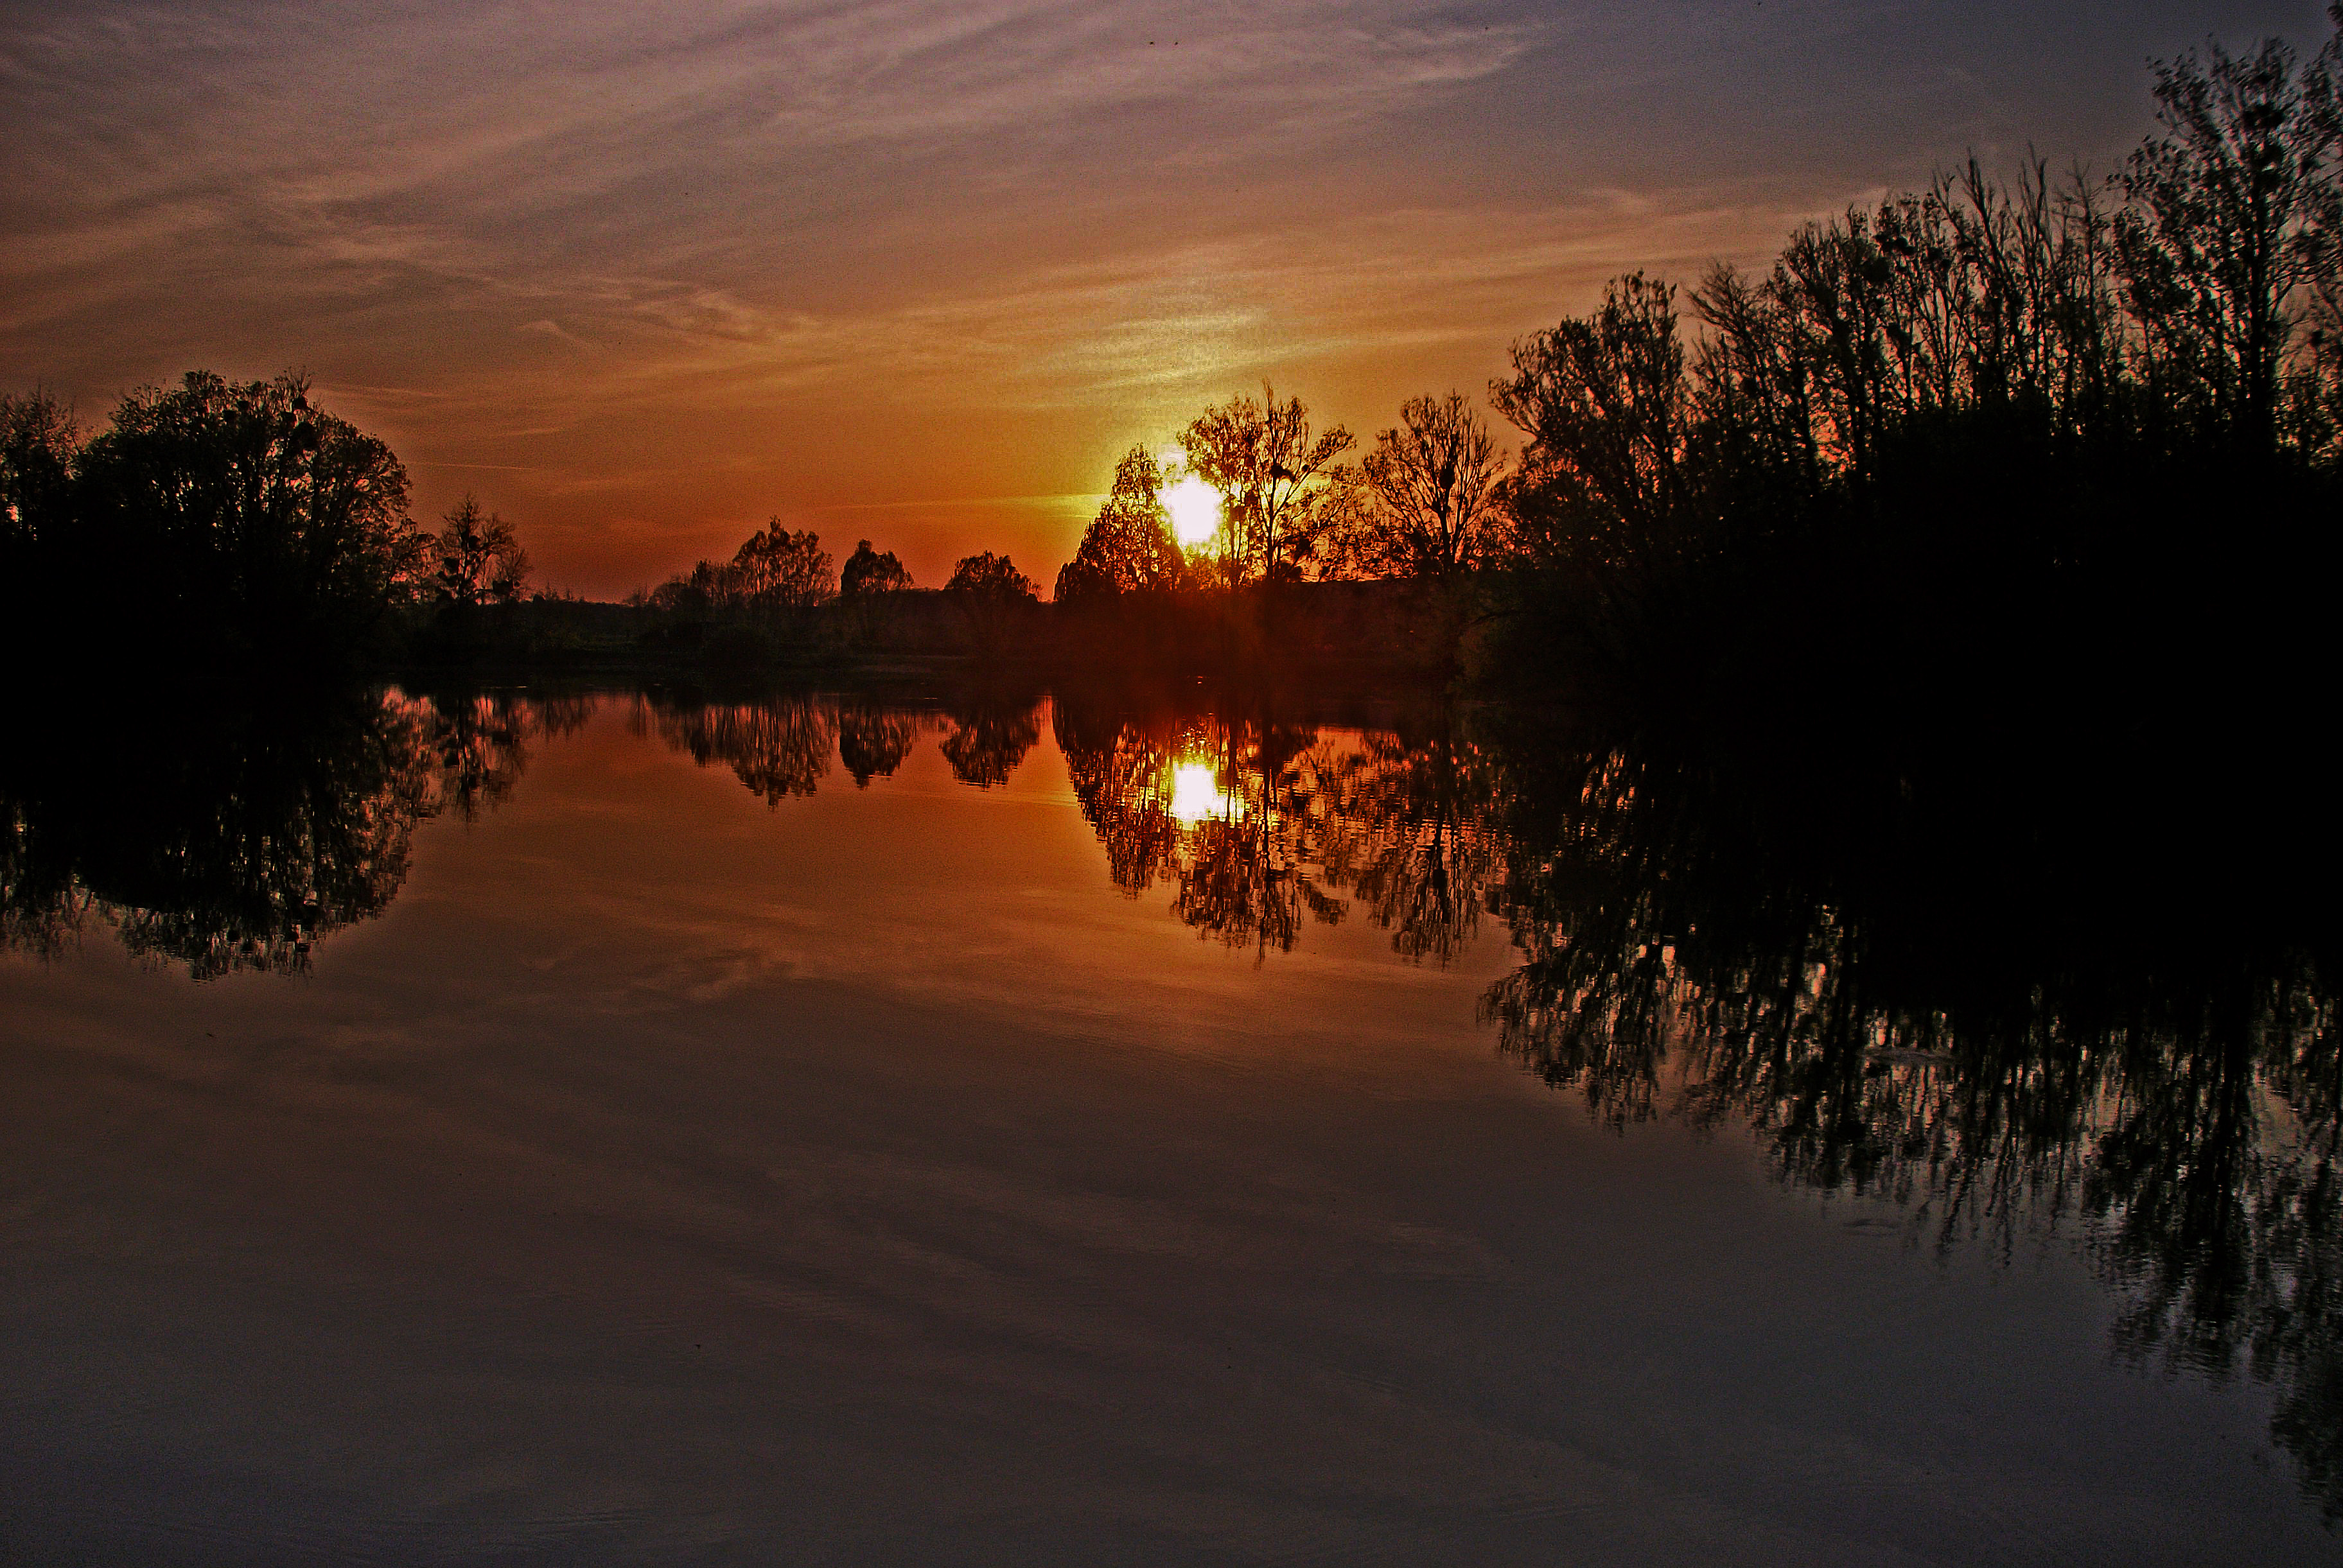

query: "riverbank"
left=380, top=578, right=1479, bottom=692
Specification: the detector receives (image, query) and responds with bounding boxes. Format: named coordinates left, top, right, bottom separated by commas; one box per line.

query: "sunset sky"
left=4, top=1, right=2333, bottom=597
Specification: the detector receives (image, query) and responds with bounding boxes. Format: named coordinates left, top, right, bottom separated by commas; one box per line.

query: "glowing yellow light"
left=1168, top=762, right=1235, bottom=824
left=1163, top=474, right=1222, bottom=550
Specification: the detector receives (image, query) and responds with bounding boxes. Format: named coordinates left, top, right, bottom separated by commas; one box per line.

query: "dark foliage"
left=1055, top=447, right=1188, bottom=602
left=434, top=495, right=531, bottom=606
left=1482, top=18, right=2343, bottom=720
left=940, top=695, right=1041, bottom=787
left=841, top=539, right=913, bottom=597
left=8, top=373, right=425, bottom=667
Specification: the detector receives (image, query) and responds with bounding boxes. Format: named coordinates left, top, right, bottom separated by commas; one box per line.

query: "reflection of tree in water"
left=1055, top=702, right=1335, bottom=954
left=1164, top=720, right=1345, bottom=956
left=1054, top=702, right=1182, bottom=893
left=1, top=794, right=87, bottom=962
left=1312, top=719, right=1502, bottom=964
left=424, top=692, right=532, bottom=821
left=634, top=693, right=834, bottom=803
left=530, top=692, right=599, bottom=741
left=631, top=692, right=1039, bottom=794
left=940, top=698, right=1041, bottom=788
left=1477, top=718, right=2343, bottom=1517
left=837, top=701, right=929, bottom=786
left=19, top=679, right=2330, bottom=1509
left=1, top=688, right=575, bottom=979
left=1053, top=697, right=1496, bottom=960
left=1060, top=691, right=2343, bottom=1511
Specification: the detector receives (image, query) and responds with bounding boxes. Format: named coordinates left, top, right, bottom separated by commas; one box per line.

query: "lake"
left=3, top=684, right=2335, bottom=1564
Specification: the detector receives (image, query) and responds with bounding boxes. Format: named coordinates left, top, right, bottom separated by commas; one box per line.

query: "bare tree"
left=435, top=495, right=530, bottom=605
left=1492, top=274, right=1694, bottom=568
left=1338, top=392, right=1507, bottom=580
left=1180, top=383, right=1353, bottom=584
left=2118, top=17, right=2343, bottom=452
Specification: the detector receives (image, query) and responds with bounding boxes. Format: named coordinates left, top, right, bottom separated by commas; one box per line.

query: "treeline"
left=1474, top=17, right=2343, bottom=718
left=8, top=17, right=2338, bottom=701
left=619, top=505, right=1457, bottom=677
left=624, top=526, right=1053, bottom=667
left=1042, top=15, right=2343, bottom=714
left=0, top=370, right=535, bottom=670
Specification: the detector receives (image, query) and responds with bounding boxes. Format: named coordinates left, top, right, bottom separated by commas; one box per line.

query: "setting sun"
left=1163, top=473, right=1223, bottom=551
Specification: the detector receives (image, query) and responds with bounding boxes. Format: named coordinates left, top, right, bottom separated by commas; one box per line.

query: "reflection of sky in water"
left=0, top=694, right=2331, bottom=1564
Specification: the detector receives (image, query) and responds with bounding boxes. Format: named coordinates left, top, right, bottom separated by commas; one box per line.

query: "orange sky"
left=4, top=2, right=2333, bottom=597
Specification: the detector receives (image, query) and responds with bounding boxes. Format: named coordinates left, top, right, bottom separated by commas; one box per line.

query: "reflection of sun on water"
left=1168, top=762, right=1236, bottom=824
left=1163, top=473, right=1222, bottom=550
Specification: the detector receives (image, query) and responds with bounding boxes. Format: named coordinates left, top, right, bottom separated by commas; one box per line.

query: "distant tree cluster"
left=628, top=511, right=1049, bottom=658
left=643, top=519, right=836, bottom=616
left=841, top=539, right=911, bottom=597
left=943, top=550, right=1038, bottom=601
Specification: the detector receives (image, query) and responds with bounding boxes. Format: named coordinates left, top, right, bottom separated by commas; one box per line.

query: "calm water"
left=2, top=686, right=2335, bottom=1564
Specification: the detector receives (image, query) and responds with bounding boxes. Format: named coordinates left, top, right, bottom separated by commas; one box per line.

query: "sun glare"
left=1168, top=762, right=1236, bottom=824
left=1163, top=473, right=1222, bottom=550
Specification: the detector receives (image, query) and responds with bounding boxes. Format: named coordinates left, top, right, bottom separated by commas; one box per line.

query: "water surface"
left=2, top=686, right=2333, bottom=1564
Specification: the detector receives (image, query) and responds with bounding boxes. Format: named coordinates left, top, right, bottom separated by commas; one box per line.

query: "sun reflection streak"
left=1168, top=761, right=1238, bottom=824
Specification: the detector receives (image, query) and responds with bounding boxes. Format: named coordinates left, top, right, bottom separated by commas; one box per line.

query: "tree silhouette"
left=944, top=550, right=1037, bottom=600
left=2118, top=19, right=2343, bottom=455
left=0, top=390, right=76, bottom=554
left=730, top=520, right=835, bottom=612
left=0, top=391, right=78, bottom=636
left=66, top=372, right=421, bottom=659
left=944, top=550, right=1040, bottom=649
left=840, top=539, right=912, bottom=597
left=1180, top=384, right=1354, bottom=584
left=1055, top=446, right=1187, bottom=601
left=1335, top=392, right=1508, bottom=582
left=434, top=494, right=530, bottom=605
left=1493, top=273, right=1695, bottom=577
